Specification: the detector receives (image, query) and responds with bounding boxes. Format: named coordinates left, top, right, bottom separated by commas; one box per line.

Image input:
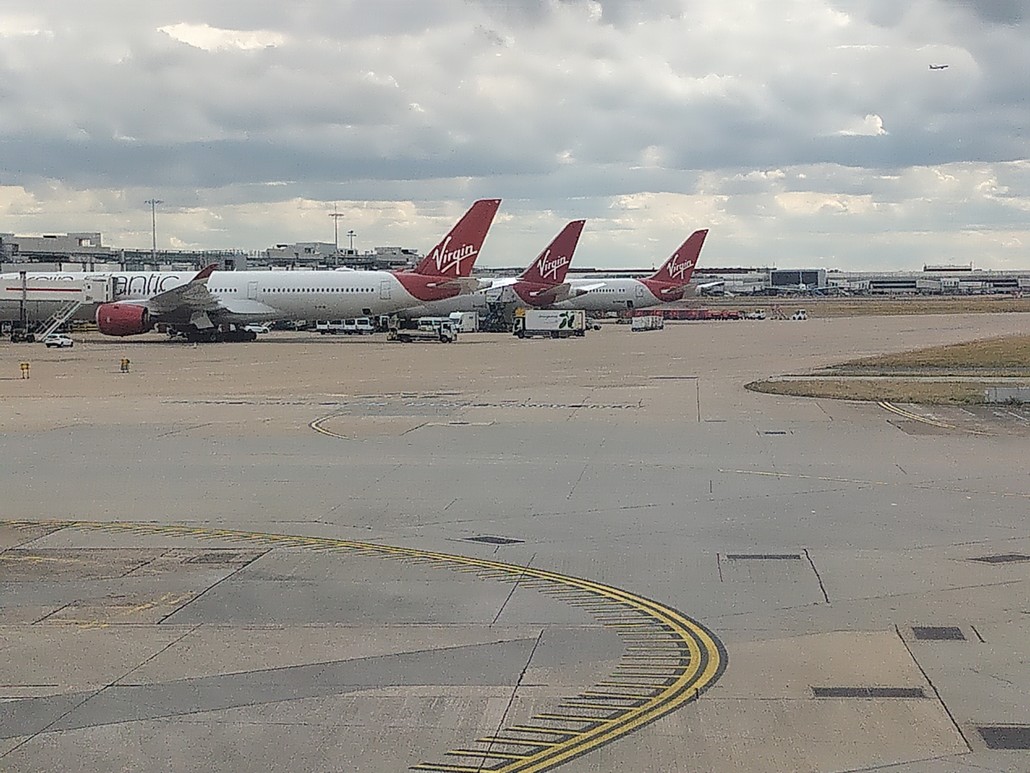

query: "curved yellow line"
left=2, top=520, right=726, bottom=773
left=879, top=401, right=992, bottom=436
left=308, top=412, right=347, bottom=439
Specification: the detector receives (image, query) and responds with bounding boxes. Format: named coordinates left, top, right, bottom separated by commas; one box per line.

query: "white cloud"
left=836, top=114, right=888, bottom=136
left=0, top=13, right=47, bottom=38
left=0, top=0, right=1025, bottom=270
left=158, top=22, right=285, bottom=51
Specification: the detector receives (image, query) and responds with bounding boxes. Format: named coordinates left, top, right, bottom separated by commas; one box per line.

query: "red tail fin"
left=413, top=199, right=501, bottom=278
left=519, top=220, right=585, bottom=286
left=649, top=229, right=707, bottom=285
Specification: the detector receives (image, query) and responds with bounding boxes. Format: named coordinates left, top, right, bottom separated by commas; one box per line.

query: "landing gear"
left=177, top=326, right=258, bottom=343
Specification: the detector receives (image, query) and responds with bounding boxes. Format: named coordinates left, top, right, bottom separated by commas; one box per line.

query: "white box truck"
left=387, top=316, right=458, bottom=343
left=448, top=311, right=479, bottom=332
left=513, top=309, right=587, bottom=338
left=631, top=314, right=664, bottom=331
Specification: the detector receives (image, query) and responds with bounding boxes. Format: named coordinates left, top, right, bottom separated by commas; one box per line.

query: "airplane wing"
left=425, top=277, right=491, bottom=295
left=144, top=264, right=223, bottom=316
left=134, top=264, right=278, bottom=328
left=568, top=282, right=606, bottom=297
left=523, top=282, right=574, bottom=304
left=484, top=277, right=518, bottom=289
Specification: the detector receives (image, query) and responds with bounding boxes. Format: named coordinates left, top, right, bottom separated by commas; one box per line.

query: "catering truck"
left=513, top=308, right=588, bottom=339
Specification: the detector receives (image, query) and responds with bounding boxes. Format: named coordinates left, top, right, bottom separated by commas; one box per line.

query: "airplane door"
left=635, top=285, right=646, bottom=298
left=247, top=281, right=258, bottom=300
left=380, top=281, right=391, bottom=300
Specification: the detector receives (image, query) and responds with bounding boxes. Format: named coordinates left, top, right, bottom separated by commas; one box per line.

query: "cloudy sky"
left=0, top=0, right=1027, bottom=270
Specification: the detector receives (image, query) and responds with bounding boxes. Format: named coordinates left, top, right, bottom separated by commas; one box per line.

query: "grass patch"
left=747, top=378, right=986, bottom=404
left=704, top=297, right=1030, bottom=317
left=837, top=334, right=1030, bottom=371
left=750, top=334, right=1030, bottom=405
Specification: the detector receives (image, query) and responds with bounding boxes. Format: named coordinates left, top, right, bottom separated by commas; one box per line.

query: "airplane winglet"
left=194, top=264, right=218, bottom=281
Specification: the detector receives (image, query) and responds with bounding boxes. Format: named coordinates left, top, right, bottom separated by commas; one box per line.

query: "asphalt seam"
left=893, top=624, right=972, bottom=753
left=0, top=611, right=201, bottom=761
left=0, top=519, right=727, bottom=773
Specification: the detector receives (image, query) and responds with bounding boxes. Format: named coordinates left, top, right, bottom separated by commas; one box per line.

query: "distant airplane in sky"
left=929, top=64, right=949, bottom=70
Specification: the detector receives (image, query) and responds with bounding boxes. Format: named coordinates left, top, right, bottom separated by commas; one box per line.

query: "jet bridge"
left=0, top=273, right=114, bottom=334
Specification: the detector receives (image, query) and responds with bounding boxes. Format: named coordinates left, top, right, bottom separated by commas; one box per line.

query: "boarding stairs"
left=35, top=300, right=84, bottom=339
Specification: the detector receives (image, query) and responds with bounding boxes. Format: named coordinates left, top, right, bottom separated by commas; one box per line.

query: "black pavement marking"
left=978, top=725, right=1030, bottom=750
left=912, top=626, right=966, bottom=641
left=466, top=536, right=525, bottom=546
left=724, top=553, right=801, bottom=560
left=969, top=553, right=1030, bottom=564
left=812, top=687, right=926, bottom=698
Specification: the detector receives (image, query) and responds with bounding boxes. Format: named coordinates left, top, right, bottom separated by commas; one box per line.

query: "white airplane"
left=396, top=220, right=586, bottom=319
left=554, top=229, right=708, bottom=312
left=4, top=199, right=501, bottom=342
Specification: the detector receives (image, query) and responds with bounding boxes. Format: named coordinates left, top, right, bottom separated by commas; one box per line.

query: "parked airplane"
left=5, top=199, right=501, bottom=341
left=554, top=229, right=708, bottom=312
left=396, top=219, right=586, bottom=319
left=929, top=64, right=949, bottom=70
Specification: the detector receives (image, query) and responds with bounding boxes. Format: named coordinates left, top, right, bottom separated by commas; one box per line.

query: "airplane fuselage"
left=0, top=269, right=465, bottom=326
left=396, top=278, right=564, bottom=318
left=554, top=278, right=687, bottom=311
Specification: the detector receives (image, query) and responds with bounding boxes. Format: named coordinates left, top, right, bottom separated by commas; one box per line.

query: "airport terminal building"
left=4, top=231, right=1030, bottom=296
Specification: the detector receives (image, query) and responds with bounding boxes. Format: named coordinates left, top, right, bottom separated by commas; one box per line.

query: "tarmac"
left=1, top=312, right=1029, bottom=772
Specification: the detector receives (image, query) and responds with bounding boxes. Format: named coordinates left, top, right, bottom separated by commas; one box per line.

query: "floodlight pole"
left=145, top=198, right=163, bottom=261
left=329, top=204, right=346, bottom=253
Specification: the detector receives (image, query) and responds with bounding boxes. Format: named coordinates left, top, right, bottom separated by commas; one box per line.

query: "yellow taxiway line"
left=2, top=519, right=726, bottom=773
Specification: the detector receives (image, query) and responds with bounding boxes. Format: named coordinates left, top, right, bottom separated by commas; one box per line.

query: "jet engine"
left=95, top=303, right=152, bottom=336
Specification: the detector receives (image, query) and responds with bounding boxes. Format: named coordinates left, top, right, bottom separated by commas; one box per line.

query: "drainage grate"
left=725, top=553, right=802, bottom=561
left=186, top=551, right=244, bottom=564
left=970, top=553, right=1030, bottom=564
left=465, top=536, right=525, bottom=546
left=912, top=626, right=966, bottom=641
left=978, top=725, right=1030, bottom=750
left=813, top=687, right=926, bottom=699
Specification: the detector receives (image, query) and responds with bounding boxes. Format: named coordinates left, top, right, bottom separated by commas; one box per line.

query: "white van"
left=316, top=320, right=346, bottom=334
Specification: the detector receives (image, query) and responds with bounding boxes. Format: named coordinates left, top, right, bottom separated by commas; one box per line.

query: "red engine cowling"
left=95, top=303, right=152, bottom=336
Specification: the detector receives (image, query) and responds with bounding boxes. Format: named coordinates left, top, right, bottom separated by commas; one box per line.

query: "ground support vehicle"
left=387, top=317, right=458, bottom=343
left=631, top=314, right=664, bottom=331
left=513, top=309, right=587, bottom=338
left=448, top=311, right=479, bottom=332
